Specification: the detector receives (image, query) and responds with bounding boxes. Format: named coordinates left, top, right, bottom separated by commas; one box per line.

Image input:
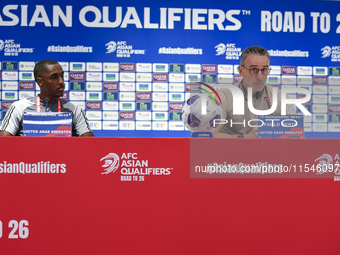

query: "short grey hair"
left=240, top=46, right=270, bottom=65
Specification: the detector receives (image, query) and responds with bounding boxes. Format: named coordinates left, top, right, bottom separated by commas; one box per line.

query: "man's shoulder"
left=265, top=85, right=282, bottom=96
left=265, top=84, right=273, bottom=90
left=60, top=99, right=75, bottom=108
left=218, top=81, right=242, bottom=94
left=11, top=97, right=35, bottom=108
left=217, top=82, right=243, bottom=105
left=60, top=99, right=82, bottom=113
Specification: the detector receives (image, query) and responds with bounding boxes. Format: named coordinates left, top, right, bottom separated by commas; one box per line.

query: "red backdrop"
left=0, top=137, right=339, bottom=254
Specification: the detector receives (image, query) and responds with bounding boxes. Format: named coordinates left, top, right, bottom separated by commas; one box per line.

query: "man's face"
left=239, top=54, right=270, bottom=93
left=37, top=63, right=65, bottom=101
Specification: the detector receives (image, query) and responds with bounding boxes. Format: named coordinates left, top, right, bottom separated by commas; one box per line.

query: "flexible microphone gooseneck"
left=45, top=97, right=49, bottom=112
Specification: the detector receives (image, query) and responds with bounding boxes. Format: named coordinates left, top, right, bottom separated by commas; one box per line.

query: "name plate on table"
left=23, top=112, right=72, bottom=137
left=191, top=132, right=213, bottom=138
left=258, top=115, right=304, bottom=138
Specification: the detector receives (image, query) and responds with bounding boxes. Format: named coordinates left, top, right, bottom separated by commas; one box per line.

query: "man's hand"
left=80, top=132, right=95, bottom=137
left=0, top=131, right=13, bottom=136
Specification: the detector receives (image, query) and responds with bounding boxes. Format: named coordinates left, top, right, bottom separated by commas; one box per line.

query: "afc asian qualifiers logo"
left=321, top=45, right=340, bottom=61
left=215, top=43, right=241, bottom=60
left=215, top=43, right=226, bottom=55
left=100, top=153, right=120, bottom=174
left=321, top=46, right=331, bottom=58
left=105, top=41, right=117, bottom=53
left=105, top=41, right=146, bottom=57
left=314, top=153, right=340, bottom=181
left=0, top=40, right=4, bottom=51
left=99, top=152, right=173, bottom=181
left=314, top=154, right=333, bottom=174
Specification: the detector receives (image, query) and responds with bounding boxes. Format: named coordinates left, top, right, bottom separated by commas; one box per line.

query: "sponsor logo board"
left=103, top=112, right=119, bottom=120
left=119, top=102, right=135, bottom=111
left=135, top=121, right=152, bottom=130
left=103, top=121, right=119, bottom=130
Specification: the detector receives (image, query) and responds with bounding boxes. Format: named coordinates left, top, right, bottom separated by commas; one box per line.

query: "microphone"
left=45, top=97, right=49, bottom=112
left=264, top=97, right=270, bottom=109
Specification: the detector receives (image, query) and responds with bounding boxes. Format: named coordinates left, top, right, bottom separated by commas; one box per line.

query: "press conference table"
left=1, top=137, right=339, bottom=254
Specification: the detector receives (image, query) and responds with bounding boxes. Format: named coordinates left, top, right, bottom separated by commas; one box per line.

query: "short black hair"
left=240, top=46, right=270, bottom=65
left=34, top=59, right=59, bottom=82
